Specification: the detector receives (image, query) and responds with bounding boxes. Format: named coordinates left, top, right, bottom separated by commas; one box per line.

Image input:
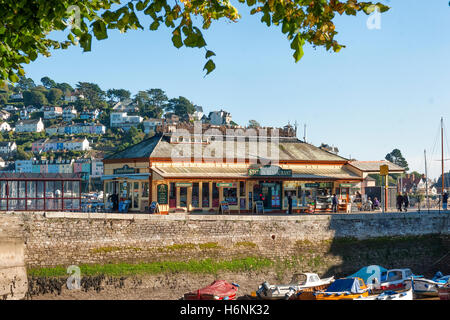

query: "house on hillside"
left=43, top=106, right=63, bottom=119
left=15, top=118, right=44, bottom=133
left=63, top=106, right=77, bottom=122
left=0, top=122, right=12, bottom=132
left=208, top=109, right=232, bottom=125
left=0, top=141, right=17, bottom=155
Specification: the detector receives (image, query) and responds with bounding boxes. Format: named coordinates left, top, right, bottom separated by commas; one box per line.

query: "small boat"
left=298, top=277, right=370, bottom=300
left=376, top=268, right=422, bottom=292
left=355, top=286, right=413, bottom=300
left=253, top=273, right=334, bottom=300
left=404, top=272, right=450, bottom=297
left=183, top=280, right=239, bottom=300
left=346, top=265, right=387, bottom=290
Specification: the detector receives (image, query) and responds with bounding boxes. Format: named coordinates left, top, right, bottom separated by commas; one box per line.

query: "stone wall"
left=0, top=211, right=446, bottom=272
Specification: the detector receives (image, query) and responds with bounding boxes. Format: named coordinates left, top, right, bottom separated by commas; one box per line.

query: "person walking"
left=443, top=190, right=449, bottom=211
left=332, top=194, right=338, bottom=213
left=287, top=192, right=293, bottom=215
left=396, top=193, right=403, bottom=212
left=403, top=192, right=409, bottom=212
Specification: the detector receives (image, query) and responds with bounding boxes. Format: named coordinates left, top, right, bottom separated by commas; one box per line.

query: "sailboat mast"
left=442, top=117, right=445, bottom=194
left=425, top=149, right=429, bottom=211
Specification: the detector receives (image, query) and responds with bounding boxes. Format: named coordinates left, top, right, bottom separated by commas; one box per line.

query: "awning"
left=101, top=173, right=150, bottom=181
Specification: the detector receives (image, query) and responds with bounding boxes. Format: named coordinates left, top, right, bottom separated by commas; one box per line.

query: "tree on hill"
left=41, top=76, right=57, bottom=89
left=385, top=149, right=409, bottom=171
left=76, top=82, right=105, bottom=107
left=0, top=1, right=389, bottom=83
left=135, top=88, right=167, bottom=119
left=55, top=83, right=74, bottom=95
left=23, top=90, right=48, bottom=107
left=165, top=96, right=195, bottom=120
left=248, top=120, right=261, bottom=128
left=47, top=88, right=64, bottom=105
left=107, top=89, right=131, bottom=103
left=16, top=76, right=36, bottom=91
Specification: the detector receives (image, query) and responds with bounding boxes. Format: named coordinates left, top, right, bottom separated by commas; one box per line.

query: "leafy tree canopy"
left=41, top=76, right=57, bottom=89
left=0, top=0, right=389, bottom=83
left=248, top=119, right=261, bottom=128
left=107, top=88, right=131, bottom=102
left=165, top=96, right=196, bottom=119
left=385, top=148, right=409, bottom=171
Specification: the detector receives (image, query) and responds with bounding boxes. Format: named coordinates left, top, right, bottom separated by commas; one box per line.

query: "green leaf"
left=150, top=21, right=160, bottom=30
left=205, top=50, right=215, bottom=59
left=290, top=34, right=305, bottom=62
left=203, top=59, right=216, bottom=76
left=172, top=30, right=183, bottom=49
left=92, top=20, right=108, bottom=40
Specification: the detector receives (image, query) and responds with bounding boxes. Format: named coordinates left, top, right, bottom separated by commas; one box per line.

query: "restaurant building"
left=102, top=125, right=364, bottom=213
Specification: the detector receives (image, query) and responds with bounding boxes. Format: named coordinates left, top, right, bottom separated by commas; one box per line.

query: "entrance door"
left=255, top=182, right=281, bottom=210
left=131, top=182, right=140, bottom=210
left=179, top=187, right=188, bottom=208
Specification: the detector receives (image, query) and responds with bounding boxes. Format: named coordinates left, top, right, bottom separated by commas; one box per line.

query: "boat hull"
left=404, top=279, right=439, bottom=297
left=438, top=287, right=450, bottom=300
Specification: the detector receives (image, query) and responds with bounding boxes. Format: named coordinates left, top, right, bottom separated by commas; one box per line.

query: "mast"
left=442, top=117, right=445, bottom=195
left=425, top=149, right=429, bottom=212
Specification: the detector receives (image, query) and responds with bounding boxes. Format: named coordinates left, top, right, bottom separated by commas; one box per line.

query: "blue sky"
left=23, top=0, right=450, bottom=179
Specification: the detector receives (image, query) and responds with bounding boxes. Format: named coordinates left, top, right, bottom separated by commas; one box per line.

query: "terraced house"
left=102, top=124, right=367, bottom=214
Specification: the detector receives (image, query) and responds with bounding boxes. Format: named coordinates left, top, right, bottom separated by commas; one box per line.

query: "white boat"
left=254, top=273, right=334, bottom=300
left=355, top=286, right=413, bottom=300
left=404, top=272, right=450, bottom=297
left=376, top=268, right=421, bottom=292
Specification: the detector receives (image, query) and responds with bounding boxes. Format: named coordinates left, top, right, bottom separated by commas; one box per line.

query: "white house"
left=208, top=109, right=232, bottom=125
left=193, top=105, right=204, bottom=121
left=43, top=106, right=63, bottom=119
left=0, top=141, right=17, bottom=154
left=65, top=138, right=90, bottom=151
left=4, top=105, right=18, bottom=112
left=110, top=112, right=143, bottom=130
left=9, top=93, right=23, bottom=101
left=0, top=110, right=10, bottom=120
left=15, top=118, right=44, bottom=133
left=143, top=118, right=163, bottom=134
left=0, top=122, right=12, bottom=132
left=63, top=106, right=77, bottom=122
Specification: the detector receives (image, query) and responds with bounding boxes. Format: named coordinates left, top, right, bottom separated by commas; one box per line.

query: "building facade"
left=15, top=118, right=44, bottom=133
left=103, top=128, right=363, bottom=213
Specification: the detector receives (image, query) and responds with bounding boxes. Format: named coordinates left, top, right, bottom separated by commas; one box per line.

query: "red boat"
left=184, top=280, right=239, bottom=300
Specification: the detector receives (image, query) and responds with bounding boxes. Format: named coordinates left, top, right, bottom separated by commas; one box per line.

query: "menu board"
left=157, top=184, right=168, bottom=205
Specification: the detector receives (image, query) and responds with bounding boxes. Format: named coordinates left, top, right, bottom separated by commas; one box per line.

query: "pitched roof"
left=349, top=160, right=405, bottom=172
left=105, top=134, right=348, bottom=162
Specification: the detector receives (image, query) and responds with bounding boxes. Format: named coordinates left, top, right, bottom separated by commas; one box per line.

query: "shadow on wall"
left=320, top=213, right=450, bottom=280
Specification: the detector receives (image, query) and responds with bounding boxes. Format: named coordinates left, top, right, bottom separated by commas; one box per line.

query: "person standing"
left=443, top=190, right=449, bottom=211
left=332, top=194, right=338, bottom=213
left=403, top=192, right=409, bottom=212
left=287, top=192, right=293, bottom=215
left=396, top=193, right=403, bottom=212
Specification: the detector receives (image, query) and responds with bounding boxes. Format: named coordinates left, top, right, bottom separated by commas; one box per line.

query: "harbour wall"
left=1, top=212, right=449, bottom=277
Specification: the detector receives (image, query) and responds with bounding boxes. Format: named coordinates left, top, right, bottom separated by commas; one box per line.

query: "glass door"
left=132, top=182, right=139, bottom=210
left=179, top=187, right=188, bottom=207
